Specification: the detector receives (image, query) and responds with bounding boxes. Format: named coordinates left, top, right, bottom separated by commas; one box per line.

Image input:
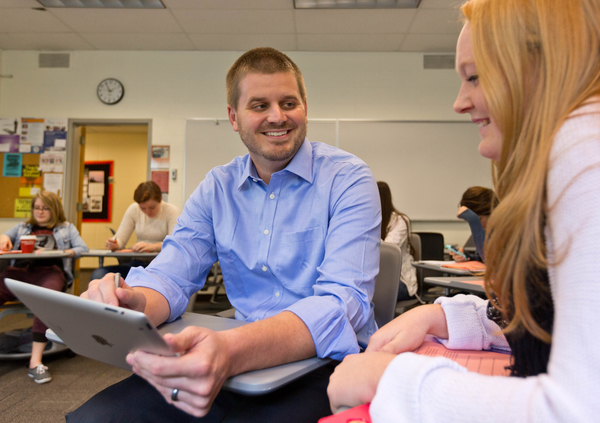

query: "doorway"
left=64, top=119, right=152, bottom=293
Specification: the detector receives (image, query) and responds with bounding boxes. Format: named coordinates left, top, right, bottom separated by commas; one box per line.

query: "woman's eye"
left=467, top=75, right=479, bottom=84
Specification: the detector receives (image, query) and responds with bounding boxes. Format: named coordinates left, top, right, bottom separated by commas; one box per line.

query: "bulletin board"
left=0, top=153, right=41, bottom=218
left=82, top=161, right=113, bottom=223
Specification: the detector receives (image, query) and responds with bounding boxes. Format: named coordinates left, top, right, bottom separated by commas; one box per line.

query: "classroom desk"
left=0, top=251, right=72, bottom=261
left=47, top=312, right=330, bottom=396
left=0, top=251, right=72, bottom=360
left=423, top=276, right=486, bottom=296
left=82, top=250, right=159, bottom=267
left=412, top=261, right=474, bottom=276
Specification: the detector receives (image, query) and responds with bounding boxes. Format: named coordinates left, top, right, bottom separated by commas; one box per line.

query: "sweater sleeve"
left=457, top=208, right=486, bottom=262
left=370, top=103, right=600, bottom=423
left=114, top=203, right=137, bottom=248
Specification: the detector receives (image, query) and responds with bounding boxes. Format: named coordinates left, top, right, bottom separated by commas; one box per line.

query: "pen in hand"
left=114, top=272, right=121, bottom=290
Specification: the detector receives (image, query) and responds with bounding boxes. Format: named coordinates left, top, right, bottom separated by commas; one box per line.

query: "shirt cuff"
left=284, top=295, right=365, bottom=360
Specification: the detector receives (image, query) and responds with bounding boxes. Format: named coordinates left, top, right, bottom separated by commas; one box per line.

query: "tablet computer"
left=5, top=278, right=175, bottom=370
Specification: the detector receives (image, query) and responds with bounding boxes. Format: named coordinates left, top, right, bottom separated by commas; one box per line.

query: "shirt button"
left=275, top=291, right=280, bottom=297
left=269, top=194, right=275, bottom=199
left=262, top=266, right=267, bottom=272
left=255, top=318, right=259, bottom=322
left=264, top=229, right=269, bottom=235
left=252, top=179, right=257, bottom=182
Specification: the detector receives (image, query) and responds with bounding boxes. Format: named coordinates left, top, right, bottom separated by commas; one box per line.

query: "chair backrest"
left=409, top=233, right=421, bottom=261
left=373, top=242, right=402, bottom=327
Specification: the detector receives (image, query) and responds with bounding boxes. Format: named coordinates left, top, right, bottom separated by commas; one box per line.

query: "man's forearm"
left=221, top=311, right=316, bottom=377
left=134, top=287, right=171, bottom=326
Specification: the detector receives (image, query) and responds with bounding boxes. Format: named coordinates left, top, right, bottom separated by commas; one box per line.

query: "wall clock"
left=97, top=78, right=124, bottom=105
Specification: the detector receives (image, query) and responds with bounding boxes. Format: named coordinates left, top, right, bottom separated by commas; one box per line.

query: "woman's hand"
left=327, top=352, right=396, bottom=413
left=0, top=234, right=13, bottom=251
left=105, top=238, right=119, bottom=251
left=131, top=241, right=161, bottom=253
left=366, top=304, right=448, bottom=354
left=457, top=205, right=469, bottom=217
left=449, top=248, right=469, bottom=262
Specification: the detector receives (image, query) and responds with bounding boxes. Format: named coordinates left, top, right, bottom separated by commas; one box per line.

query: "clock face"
left=97, top=78, right=124, bottom=105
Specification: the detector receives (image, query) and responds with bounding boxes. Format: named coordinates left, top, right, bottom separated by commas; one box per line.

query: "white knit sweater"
left=370, top=100, right=600, bottom=423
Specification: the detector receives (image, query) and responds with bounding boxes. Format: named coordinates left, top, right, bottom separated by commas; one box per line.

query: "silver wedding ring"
left=171, top=388, right=179, bottom=401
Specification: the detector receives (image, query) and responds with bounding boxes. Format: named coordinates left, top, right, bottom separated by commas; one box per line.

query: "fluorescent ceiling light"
left=36, top=0, right=165, bottom=8
left=294, top=0, right=421, bottom=8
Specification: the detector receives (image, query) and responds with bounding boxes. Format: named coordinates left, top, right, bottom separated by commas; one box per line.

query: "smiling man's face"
left=227, top=71, right=308, bottom=178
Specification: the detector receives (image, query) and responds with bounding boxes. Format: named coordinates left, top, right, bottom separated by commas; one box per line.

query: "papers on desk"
left=35, top=250, right=65, bottom=255
left=414, top=336, right=510, bottom=376
left=87, top=249, right=112, bottom=255
left=0, top=250, right=22, bottom=255
left=442, top=261, right=486, bottom=271
left=420, top=260, right=454, bottom=266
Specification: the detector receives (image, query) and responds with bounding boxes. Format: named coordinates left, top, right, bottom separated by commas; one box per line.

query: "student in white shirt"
left=91, top=181, right=179, bottom=280
left=327, top=0, right=600, bottom=421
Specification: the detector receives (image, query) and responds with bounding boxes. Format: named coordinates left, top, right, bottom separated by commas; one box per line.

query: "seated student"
left=377, top=181, right=417, bottom=301
left=91, top=181, right=179, bottom=280
left=0, top=191, right=88, bottom=384
left=67, top=47, right=380, bottom=422
left=327, top=0, right=600, bottom=421
left=450, top=186, right=498, bottom=263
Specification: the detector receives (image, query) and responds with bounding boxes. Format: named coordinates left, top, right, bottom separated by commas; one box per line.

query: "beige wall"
left=80, top=128, right=148, bottom=269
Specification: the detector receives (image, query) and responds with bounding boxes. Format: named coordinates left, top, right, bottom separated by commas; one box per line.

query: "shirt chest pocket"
left=274, top=226, right=325, bottom=292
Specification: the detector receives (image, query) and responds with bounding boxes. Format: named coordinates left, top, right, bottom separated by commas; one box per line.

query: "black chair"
left=413, top=232, right=446, bottom=303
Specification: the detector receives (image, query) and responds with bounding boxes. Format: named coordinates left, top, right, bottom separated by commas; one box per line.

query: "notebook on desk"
left=5, top=278, right=329, bottom=395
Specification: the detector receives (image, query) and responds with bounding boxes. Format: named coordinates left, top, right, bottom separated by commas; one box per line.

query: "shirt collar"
left=237, top=138, right=313, bottom=189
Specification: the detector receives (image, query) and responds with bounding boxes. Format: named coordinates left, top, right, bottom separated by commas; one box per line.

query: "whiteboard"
left=184, top=119, right=492, bottom=220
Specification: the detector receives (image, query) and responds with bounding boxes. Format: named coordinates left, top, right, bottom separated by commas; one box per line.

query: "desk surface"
left=0, top=251, right=72, bottom=260
left=424, top=276, right=486, bottom=294
left=413, top=261, right=474, bottom=276
left=82, top=250, right=159, bottom=259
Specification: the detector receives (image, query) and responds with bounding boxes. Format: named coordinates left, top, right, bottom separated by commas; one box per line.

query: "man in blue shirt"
left=68, top=47, right=380, bottom=422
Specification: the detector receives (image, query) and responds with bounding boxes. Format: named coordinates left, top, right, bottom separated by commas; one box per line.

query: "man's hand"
left=126, top=326, right=232, bottom=418
left=0, top=234, right=13, bottom=251
left=81, top=272, right=147, bottom=311
left=327, top=351, right=395, bottom=413
left=366, top=304, right=448, bottom=354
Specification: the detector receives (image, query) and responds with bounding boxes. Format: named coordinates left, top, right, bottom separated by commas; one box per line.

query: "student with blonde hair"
left=0, top=191, right=88, bottom=383
left=327, top=0, right=600, bottom=420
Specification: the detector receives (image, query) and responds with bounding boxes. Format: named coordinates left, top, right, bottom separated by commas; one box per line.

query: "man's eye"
left=253, top=104, right=267, bottom=110
left=282, top=102, right=296, bottom=109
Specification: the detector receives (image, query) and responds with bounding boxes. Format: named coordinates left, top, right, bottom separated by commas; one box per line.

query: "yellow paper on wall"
left=14, top=198, right=32, bottom=218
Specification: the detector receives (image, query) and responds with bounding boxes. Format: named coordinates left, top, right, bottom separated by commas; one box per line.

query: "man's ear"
left=227, top=105, right=239, bottom=132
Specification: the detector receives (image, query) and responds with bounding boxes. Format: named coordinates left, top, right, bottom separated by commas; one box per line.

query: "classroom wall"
left=0, top=49, right=476, bottom=245
left=79, top=129, right=148, bottom=269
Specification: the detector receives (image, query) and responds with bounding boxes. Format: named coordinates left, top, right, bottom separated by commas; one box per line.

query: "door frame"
left=64, top=119, right=152, bottom=224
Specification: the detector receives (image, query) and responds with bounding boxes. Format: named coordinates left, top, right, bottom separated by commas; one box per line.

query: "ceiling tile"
left=298, top=33, right=404, bottom=52
left=0, top=33, right=94, bottom=50
left=49, top=8, right=182, bottom=33
left=0, top=9, right=72, bottom=32
left=188, top=33, right=297, bottom=51
left=0, top=0, right=41, bottom=7
left=400, top=33, right=457, bottom=52
left=295, top=9, right=416, bottom=34
left=409, top=9, right=462, bottom=34
left=172, top=9, right=295, bottom=34
left=81, top=33, right=195, bottom=50
left=162, top=0, right=292, bottom=9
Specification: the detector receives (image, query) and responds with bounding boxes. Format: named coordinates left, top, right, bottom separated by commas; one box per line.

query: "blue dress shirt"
left=127, top=139, right=381, bottom=360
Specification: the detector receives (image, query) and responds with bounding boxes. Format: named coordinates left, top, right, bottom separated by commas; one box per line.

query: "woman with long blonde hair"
left=327, top=0, right=600, bottom=420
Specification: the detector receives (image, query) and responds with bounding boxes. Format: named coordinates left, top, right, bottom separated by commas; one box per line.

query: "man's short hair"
left=226, top=47, right=307, bottom=110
